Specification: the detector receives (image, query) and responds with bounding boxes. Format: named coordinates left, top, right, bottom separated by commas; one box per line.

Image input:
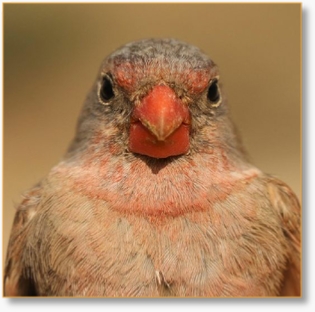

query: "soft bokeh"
left=3, top=3, right=301, bottom=258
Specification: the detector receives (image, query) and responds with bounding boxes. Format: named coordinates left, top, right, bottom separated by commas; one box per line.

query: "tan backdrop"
left=3, top=3, right=301, bottom=258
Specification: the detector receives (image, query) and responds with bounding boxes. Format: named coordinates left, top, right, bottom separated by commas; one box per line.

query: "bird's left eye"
left=100, top=75, right=115, bottom=102
left=207, top=78, right=220, bottom=103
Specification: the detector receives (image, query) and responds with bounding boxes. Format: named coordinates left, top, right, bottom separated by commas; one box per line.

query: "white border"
left=0, top=0, right=313, bottom=311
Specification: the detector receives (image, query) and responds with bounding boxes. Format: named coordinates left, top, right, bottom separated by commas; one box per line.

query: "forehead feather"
left=104, top=39, right=218, bottom=94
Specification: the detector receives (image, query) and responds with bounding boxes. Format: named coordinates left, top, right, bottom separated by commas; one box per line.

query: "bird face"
left=85, top=39, right=224, bottom=159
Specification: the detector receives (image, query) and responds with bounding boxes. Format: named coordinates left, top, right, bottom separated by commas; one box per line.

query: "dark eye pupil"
left=100, top=76, right=114, bottom=101
left=207, top=79, right=220, bottom=102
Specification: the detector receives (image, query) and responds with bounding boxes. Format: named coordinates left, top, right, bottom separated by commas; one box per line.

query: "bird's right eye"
left=100, top=75, right=115, bottom=102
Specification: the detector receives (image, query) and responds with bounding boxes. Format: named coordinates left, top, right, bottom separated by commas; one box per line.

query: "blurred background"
left=3, top=3, right=301, bottom=259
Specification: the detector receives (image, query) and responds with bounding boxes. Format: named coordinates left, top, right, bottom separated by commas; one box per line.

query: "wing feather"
left=267, top=176, right=301, bottom=296
left=4, top=186, right=41, bottom=296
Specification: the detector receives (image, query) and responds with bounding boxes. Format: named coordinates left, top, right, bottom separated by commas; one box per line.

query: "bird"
left=4, top=38, right=300, bottom=297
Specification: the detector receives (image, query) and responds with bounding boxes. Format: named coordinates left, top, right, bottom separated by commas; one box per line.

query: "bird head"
left=67, top=39, right=241, bottom=162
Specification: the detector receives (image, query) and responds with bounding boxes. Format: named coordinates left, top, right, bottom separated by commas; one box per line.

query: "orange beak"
left=128, top=85, right=190, bottom=158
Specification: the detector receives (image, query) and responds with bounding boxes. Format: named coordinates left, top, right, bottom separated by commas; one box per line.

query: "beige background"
left=3, top=4, right=301, bottom=258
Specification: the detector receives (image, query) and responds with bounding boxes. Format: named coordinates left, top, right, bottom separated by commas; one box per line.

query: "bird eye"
left=207, top=79, right=220, bottom=103
left=100, top=75, right=115, bottom=102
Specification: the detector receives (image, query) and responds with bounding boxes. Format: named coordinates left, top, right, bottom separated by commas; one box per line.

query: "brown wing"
left=4, top=186, right=41, bottom=296
left=267, top=176, right=301, bottom=296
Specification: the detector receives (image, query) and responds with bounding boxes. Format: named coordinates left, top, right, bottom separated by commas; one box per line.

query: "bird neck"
left=53, top=139, right=259, bottom=220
